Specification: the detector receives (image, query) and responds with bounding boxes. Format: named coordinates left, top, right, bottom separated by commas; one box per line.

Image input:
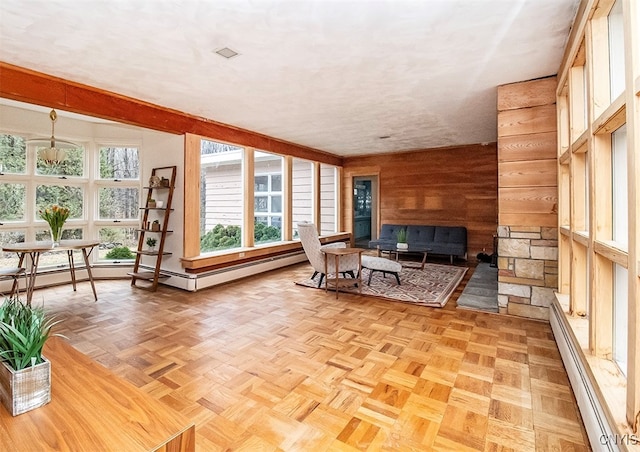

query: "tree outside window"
left=0, top=134, right=26, bottom=174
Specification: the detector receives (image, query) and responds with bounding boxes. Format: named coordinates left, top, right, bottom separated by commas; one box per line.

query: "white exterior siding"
left=203, top=162, right=243, bottom=231
left=320, top=164, right=337, bottom=235
left=292, top=159, right=313, bottom=235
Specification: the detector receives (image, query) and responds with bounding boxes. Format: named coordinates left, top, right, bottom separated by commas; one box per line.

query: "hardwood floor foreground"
left=40, top=263, right=589, bottom=451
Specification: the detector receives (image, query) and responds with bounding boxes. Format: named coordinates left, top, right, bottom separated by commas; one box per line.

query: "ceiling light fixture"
left=27, top=109, right=78, bottom=166
left=215, top=47, right=239, bottom=59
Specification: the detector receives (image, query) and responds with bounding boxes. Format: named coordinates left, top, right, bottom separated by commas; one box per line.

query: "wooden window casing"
left=182, top=133, right=346, bottom=271
left=556, top=0, right=639, bottom=433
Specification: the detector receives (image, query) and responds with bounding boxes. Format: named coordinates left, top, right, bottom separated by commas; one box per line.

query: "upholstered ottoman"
left=361, top=255, right=402, bottom=285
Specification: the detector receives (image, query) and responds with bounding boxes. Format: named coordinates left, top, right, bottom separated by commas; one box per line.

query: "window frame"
left=185, top=133, right=344, bottom=261
left=0, top=132, right=143, bottom=267
left=94, top=144, right=142, bottom=262
left=555, top=0, right=638, bottom=433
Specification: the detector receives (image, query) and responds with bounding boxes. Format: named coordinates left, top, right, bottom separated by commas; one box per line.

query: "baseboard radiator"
left=139, top=251, right=308, bottom=291
left=550, top=299, right=621, bottom=452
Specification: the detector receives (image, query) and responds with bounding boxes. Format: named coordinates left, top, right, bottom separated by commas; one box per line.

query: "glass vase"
left=49, top=225, right=63, bottom=247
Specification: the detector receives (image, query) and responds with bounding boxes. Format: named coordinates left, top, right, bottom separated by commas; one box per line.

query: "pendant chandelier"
left=27, top=109, right=78, bottom=165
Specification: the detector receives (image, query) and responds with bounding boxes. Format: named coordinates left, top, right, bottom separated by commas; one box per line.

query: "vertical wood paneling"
left=283, top=157, right=292, bottom=241
left=244, top=149, right=255, bottom=247
left=343, top=143, right=498, bottom=258
left=183, top=133, right=200, bottom=258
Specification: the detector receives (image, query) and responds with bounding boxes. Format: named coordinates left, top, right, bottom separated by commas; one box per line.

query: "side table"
left=322, top=247, right=365, bottom=299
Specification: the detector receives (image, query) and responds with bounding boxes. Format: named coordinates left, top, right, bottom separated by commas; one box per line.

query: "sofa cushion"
left=434, top=226, right=466, bottom=244
left=378, top=224, right=405, bottom=241
left=362, top=255, right=402, bottom=273
left=407, top=225, right=435, bottom=244
left=429, top=242, right=465, bottom=256
left=361, top=255, right=402, bottom=285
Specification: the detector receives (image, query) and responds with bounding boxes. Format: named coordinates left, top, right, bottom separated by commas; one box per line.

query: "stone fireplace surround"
left=496, top=225, right=558, bottom=320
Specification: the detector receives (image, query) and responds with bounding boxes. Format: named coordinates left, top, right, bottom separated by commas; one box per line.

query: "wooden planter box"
left=0, top=358, right=51, bottom=416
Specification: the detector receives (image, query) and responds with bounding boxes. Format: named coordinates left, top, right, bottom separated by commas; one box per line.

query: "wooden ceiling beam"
left=0, top=62, right=342, bottom=167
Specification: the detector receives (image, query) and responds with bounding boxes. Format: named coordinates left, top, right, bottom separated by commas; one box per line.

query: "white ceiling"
left=0, top=0, right=579, bottom=157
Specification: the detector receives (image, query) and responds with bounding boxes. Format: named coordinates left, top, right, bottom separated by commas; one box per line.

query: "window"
left=98, top=227, right=138, bottom=261
left=200, top=139, right=244, bottom=253
left=98, top=187, right=139, bottom=220
left=35, top=146, right=84, bottom=177
left=36, top=184, right=84, bottom=222
left=0, top=134, right=26, bottom=174
left=95, top=146, right=141, bottom=261
left=34, top=140, right=87, bottom=252
left=611, top=124, right=627, bottom=248
left=0, top=230, right=25, bottom=269
left=557, top=0, right=638, bottom=433
left=584, top=152, right=589, bottom=230
left=573, top=150, right=588, bottom=232
left=0, top=132, right=142, bottom=266
left=188, top=135, right=344, bottom=259
left=254, top=151, right=283, bottom=244
left=608, top=0, right=625, bottom=100
left=99, top=146, right=140, bottom=179
left=613, top=263, right=628, bottom=376
left=569, top=63, right=587, bottom=138
left=0, top=182, right=26, bottom=221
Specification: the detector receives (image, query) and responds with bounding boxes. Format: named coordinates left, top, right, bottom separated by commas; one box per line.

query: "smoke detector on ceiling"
left=215, top=47, right=239, bottom=59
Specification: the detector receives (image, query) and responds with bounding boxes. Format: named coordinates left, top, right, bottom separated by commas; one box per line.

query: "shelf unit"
left=129, top=166, right=176, bottom=291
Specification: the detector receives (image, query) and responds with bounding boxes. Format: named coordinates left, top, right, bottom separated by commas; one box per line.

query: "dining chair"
left=0, top=266, right=27, bottom=300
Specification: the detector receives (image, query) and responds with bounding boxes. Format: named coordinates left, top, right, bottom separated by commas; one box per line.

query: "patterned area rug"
left=296, top=262, right=468, bottom=308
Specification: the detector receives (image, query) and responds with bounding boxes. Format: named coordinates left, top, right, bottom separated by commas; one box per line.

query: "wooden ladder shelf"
left=129, top=166, right=176, bottom=291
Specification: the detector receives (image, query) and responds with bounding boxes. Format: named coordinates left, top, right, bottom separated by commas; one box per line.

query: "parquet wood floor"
left=39, top=261, right=590, bottom=451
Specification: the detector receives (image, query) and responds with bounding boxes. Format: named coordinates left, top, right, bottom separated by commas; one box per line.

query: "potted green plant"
left=396, top=228, right=408, bottom=250
left=148, top=198, right=156, bottom=208
left=146, top=237, right=157, bottom=250
left=0, top=296, right=61, bottom=416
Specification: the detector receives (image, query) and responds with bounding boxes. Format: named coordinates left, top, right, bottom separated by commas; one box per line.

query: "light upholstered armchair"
left=297, top=222, right=360, bottom=288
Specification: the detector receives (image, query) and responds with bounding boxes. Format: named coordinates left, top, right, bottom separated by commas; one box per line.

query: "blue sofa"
left=368, top=224, right=467, bottom=263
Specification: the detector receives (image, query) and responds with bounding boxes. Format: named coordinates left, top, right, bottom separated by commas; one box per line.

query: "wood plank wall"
left=498, top=76, right=558, bottom=226
left=343, top=143, right=498, bottom=258
left=496, top=76, right=559, bottom=320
